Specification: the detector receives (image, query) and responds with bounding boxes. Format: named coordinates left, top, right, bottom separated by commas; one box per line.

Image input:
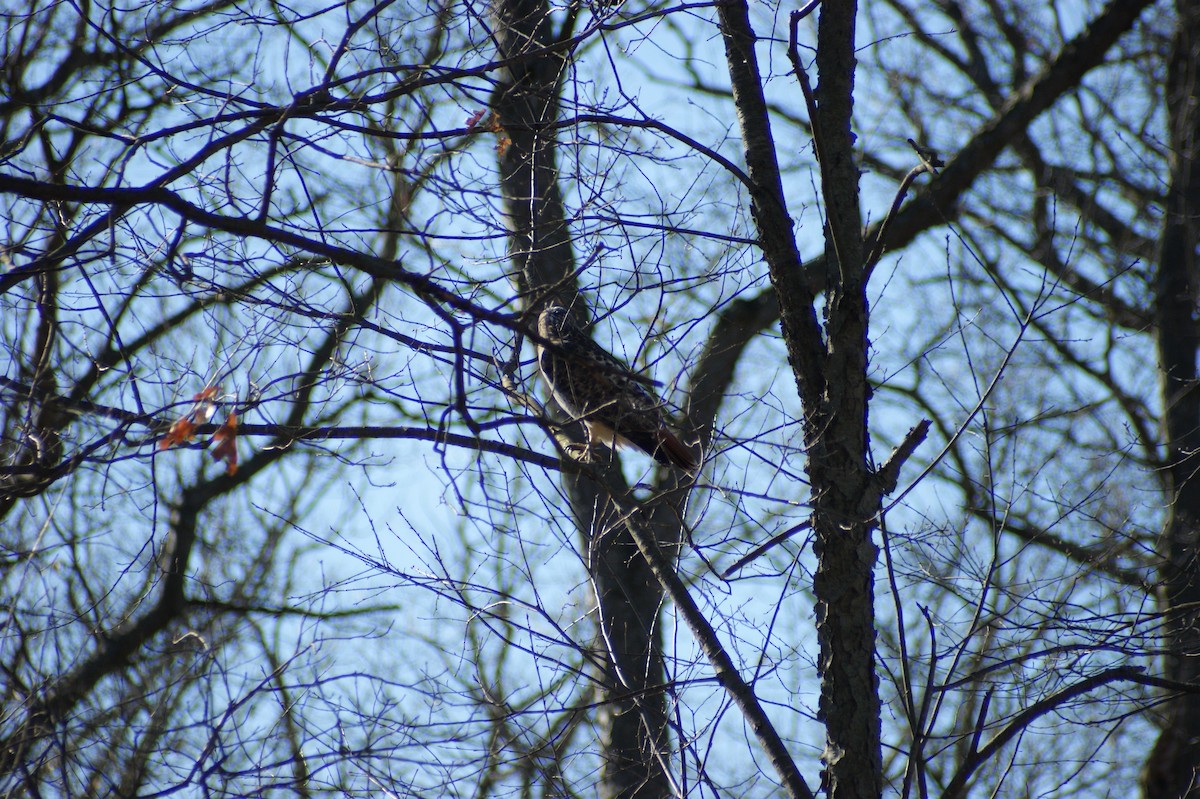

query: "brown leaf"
left=158, top=384, right=221, bottom=450
left=464, top=109, right=486, bottom=129
left=159, top=416, right=197, bottom=450
left=210, top=412, right=238, bottom=475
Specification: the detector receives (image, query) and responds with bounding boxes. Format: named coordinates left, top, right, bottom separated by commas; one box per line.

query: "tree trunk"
left=717, top=1, right=882, bottom=797
left=489, top=2, right=671, bottom=796
left=807, top=5, right=882, bottom=799
left=1143, top=1, right=1200, bottom=797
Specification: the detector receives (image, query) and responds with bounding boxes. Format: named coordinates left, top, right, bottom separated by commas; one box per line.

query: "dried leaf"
left=464, top=109, right=486, bottom=129
left=210, top=412, right=238, bottom=475
left=159, top=416, right=197, bottom=450
left=191, top=386, right=218, bottom=425
left=158, top=384, right=221, bottom=450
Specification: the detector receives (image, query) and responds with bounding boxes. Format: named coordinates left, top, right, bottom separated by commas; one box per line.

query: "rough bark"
left=807, top=5, right=882, bottom=799
left=713, top=0, right=825, bottom=400
left=718, top=2, right=883, bottom=797
left=489, top=0, right=574, bottom=309
left=1142, top=1, right=1200, bottom=796
left=806, top=6, right=883, bottom=796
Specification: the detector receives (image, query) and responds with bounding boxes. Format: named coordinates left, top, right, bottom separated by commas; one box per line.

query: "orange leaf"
left=210, top=412, right=238, bottom=475
left=464, top=109, right=486, bottom=129
left=159, top=416, right=197, bottom=450
left=212, top=411, right=237, bottom=441
left=158, top=385, right=221, bottom=451
left=192, top=387, right=218, bottom=425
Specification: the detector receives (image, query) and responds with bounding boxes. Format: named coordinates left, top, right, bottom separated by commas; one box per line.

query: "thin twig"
left=721, top=520, right=812, bottom=578
left=863, top=155, right=941, bottom=281
left=614, top=501, right=817, bottom=799
left=940, top=666, right=1145, bottom=799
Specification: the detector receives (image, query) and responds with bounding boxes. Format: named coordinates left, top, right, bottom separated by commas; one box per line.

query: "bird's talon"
left=564, top=443, right=593, bottom=462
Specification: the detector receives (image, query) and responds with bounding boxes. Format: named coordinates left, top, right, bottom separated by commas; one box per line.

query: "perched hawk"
left=536, top=305, right=698, bottom=470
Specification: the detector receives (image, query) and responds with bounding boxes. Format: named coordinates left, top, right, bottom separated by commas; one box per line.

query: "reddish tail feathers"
left=654, top=428, right=699, bottom=471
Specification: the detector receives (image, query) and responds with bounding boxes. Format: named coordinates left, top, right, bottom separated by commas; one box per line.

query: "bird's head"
left=537, top=305, right=575, bottom=342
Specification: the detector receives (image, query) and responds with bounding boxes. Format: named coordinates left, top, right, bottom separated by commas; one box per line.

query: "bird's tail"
left=654, top=428, right=699, bottom=471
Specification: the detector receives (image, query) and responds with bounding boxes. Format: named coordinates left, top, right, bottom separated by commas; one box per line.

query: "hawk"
left=536, top=305, right=698, bottom=470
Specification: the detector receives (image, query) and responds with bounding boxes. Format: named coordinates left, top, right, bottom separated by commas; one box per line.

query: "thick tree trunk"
left=1143, top=2, right=1200, bottom=797
left=807, top=6, right=882, bottom=799
left=717, top=2, right=882, bottom=797
left=489, top=3, right=671, bottom=796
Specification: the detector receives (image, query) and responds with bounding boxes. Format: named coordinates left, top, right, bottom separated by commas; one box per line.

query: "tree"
left=0, top=0, right=1189, bottom=797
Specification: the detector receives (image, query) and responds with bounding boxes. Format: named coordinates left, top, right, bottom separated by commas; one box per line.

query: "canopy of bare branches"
left=1, top=1, right=1193, bottom=798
